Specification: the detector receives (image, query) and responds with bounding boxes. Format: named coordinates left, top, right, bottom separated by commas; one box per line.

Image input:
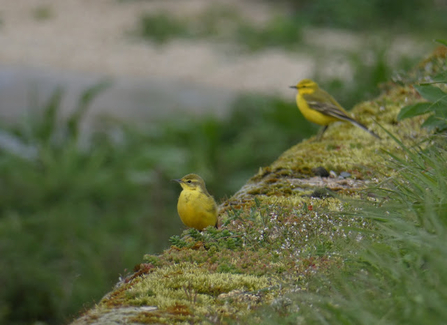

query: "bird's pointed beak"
left=289, top=85, right=298, bottom=89
left=172, top=179, right=182, bottom=183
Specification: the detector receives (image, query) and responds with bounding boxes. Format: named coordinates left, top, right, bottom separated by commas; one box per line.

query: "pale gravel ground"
left=0, top=0, right=430, bottom=122
left=0, top=0, right=311, bottom=95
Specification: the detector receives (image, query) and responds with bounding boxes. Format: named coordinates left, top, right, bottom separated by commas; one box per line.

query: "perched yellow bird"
left=174, top=174, right=218, bottom=231
left=290, top=79, right=380, bottom=140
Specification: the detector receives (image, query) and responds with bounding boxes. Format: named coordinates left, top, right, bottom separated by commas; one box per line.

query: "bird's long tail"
left=316, top=104, right=381, bottom=139
left=330, top=112, right=381, bottom=139
left=348, top=118, right=381, bottom=139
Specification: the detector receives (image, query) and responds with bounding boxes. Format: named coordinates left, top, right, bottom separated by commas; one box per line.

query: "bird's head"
left=173, top=173, right=207, bottom=192
left=289, top=79, right=319, bottom=91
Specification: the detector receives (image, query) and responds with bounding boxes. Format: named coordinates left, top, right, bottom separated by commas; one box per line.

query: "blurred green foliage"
left=0, top=82, right=180, bottom=324
left=120, top=93, right=313, bottom=198
left=287, top=0, right=447, bottom=33
left=32, top=5, right=54, bottom=21
left=138, top=12, right=187, bottom=44
left=137, top=1, right=447, bottom=51
left=315, top=45, right=416, bottom=109
left=398, top=41, right=447, bottom=132
left=235, top=16, right=303, bottom=52
left=398, top=83, right=447, bottom=130
left=137, top=6, right=303, bottom=51
left=0, top=82, right=312, bottom=324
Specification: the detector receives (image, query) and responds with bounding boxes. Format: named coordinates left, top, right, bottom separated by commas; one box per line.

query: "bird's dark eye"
left=187, top=180, right=192, bottom=183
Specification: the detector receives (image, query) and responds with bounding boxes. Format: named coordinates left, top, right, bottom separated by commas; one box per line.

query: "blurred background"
left=0, top=0, right=445, bottom=324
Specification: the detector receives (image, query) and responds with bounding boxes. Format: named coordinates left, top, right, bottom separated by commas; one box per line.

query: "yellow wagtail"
left=290, top=79, right=380, bottom=140
left=173, top=174, right=218, bottom=231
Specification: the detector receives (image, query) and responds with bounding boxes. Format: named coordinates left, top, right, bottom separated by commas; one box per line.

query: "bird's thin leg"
left=316, top=125, right=329, bottom=141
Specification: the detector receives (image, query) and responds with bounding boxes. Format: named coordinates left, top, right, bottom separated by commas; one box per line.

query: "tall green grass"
left=243, top=134, right=447, bottom=324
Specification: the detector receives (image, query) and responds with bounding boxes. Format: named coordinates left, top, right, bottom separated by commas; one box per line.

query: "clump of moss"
left=102, top=262, right=281, bottom=322
left=143, top=196, right=370, bottom=283
left=168, top=227, right=245, bottom=250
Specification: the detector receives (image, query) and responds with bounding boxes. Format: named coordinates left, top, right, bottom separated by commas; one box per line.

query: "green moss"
left=142, top=254, right=160, bottom=266
left=101, top=262, right=280, bottom=322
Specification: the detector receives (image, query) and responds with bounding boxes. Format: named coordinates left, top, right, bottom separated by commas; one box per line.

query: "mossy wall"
left=70, top=47, right=446, bottom=325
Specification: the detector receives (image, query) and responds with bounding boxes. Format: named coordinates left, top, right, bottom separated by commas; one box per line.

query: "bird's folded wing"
left=303, top=91, right=381, bottom=139
left=303, top=93, right=354, bottom=122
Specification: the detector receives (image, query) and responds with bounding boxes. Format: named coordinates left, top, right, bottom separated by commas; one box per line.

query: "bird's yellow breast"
left=177, top=189, right=217, bottom=231
left=296, top=94, right=338, bottom=126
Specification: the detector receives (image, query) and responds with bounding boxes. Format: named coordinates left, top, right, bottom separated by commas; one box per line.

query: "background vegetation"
left=137, top=0, right=447, bottom=50
left=286, top=0, right=447, bottom=32
left=0, top=81, right=315, bottom=325
left=1, top=1, right=446, bottom=324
